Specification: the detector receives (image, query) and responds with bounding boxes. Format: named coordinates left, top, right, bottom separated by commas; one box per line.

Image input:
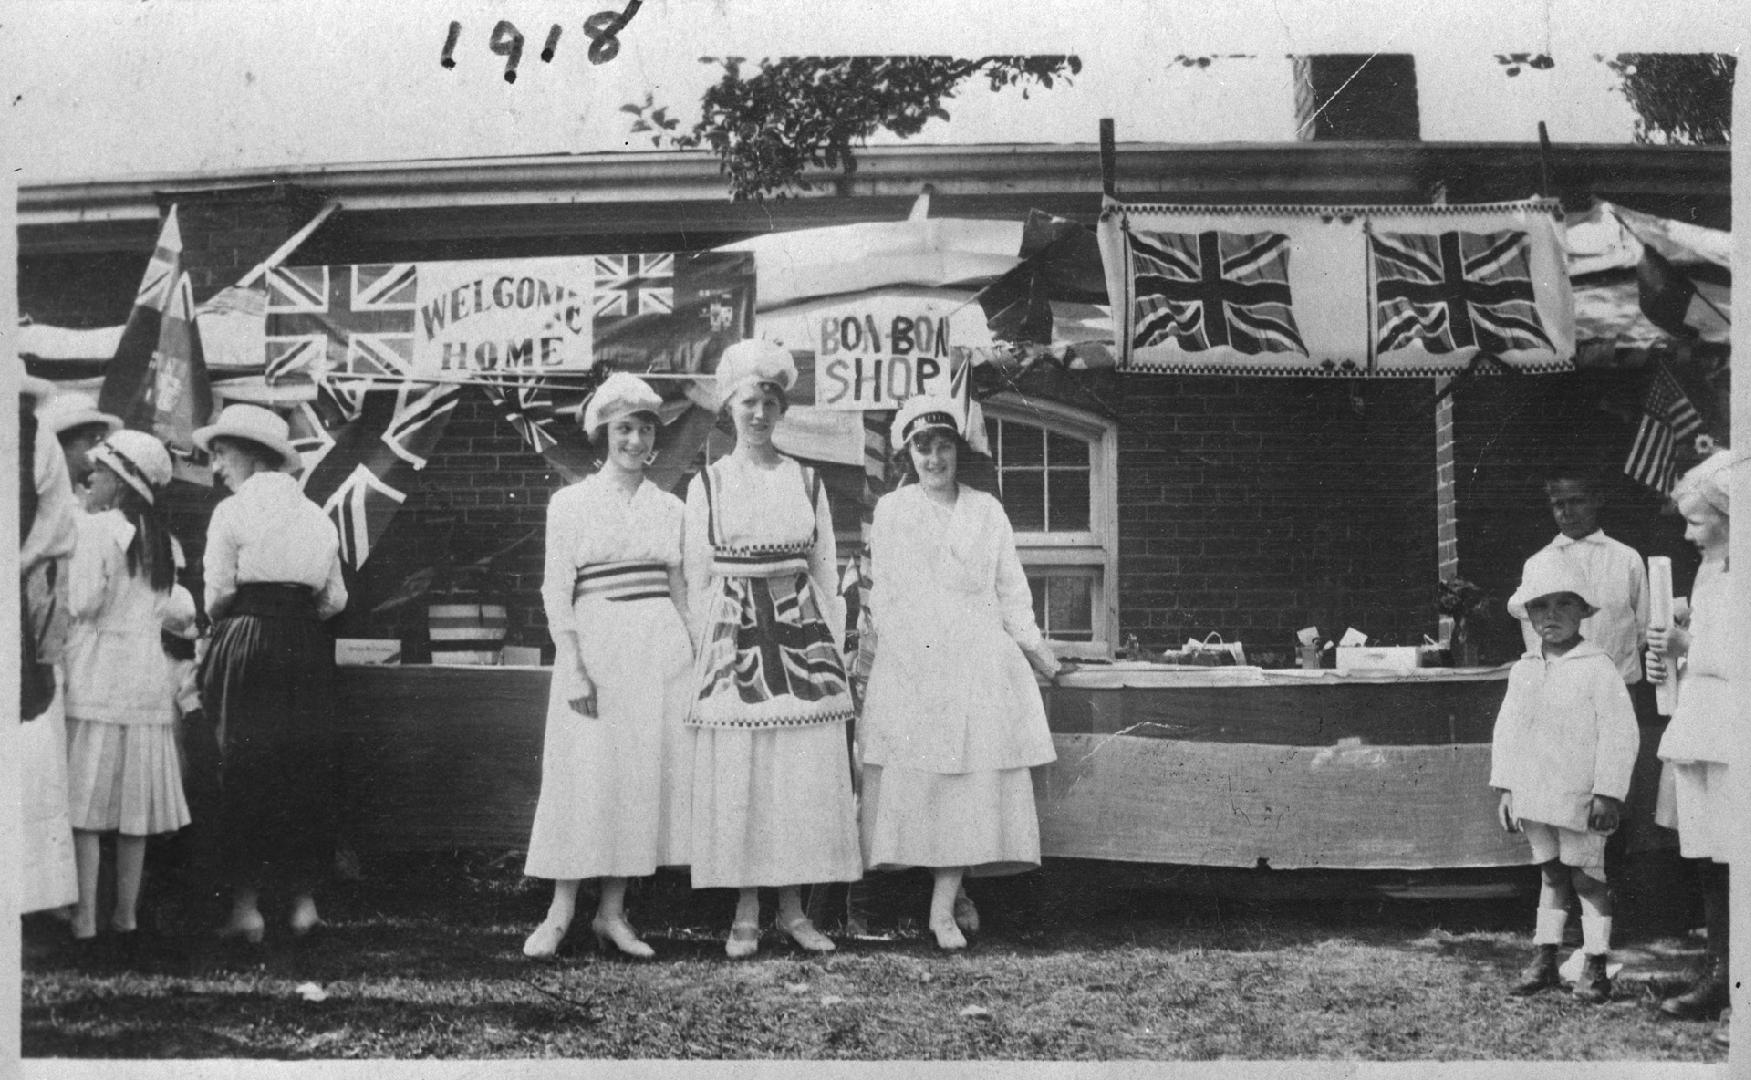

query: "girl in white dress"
left=523, top=373, right=695, bottom=960
left=63, top=430, right=191, bottom=943
left=1646, top=450, right=1734, bottom=1040
left=859, top=396, right=1064, bottom=950
left=685, top=340, right=863, bottom=958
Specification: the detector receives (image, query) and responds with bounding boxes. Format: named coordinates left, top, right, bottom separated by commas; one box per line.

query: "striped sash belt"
left=573, top=560, right=673, bottom=603
left=710, top=548, right=811, bottom=579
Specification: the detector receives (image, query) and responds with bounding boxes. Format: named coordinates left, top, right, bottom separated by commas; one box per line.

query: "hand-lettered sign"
left=761, top=293, right=990, bottom=410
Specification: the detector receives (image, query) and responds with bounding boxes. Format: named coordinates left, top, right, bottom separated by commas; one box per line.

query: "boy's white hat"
left=1672, top=449, right=1732, bottom=517
left=581, top=372, right=663, bottom=435
left=89, top=429, right=174, bottom=504
left=193, top=404, right=300, bottom=472
left=1507, top=550, right=1599, bottom=619
left=890, top=394, right=961, bottom=447
left=716, top=339, right=796, bottom=398
left=38, top=391, right=123, bottom=437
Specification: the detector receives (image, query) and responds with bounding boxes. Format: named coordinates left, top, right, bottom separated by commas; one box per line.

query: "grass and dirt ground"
left=19, top=851, right=1730, bottom=1061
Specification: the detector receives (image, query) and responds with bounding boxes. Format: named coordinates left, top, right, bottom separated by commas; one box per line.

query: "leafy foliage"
left=1601, top=53, right=1734, bottom=145
left=624, top=56, right=1081, bottom=200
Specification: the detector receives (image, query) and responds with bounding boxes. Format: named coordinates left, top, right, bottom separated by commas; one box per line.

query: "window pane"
left=1001, top=422, right=1044, bottom=467
left=1002, top=470, right=1045, bottom=531
left=1030, top=573, right=1094, bottom=641
left=1047, top=470, right=1090, bottom=531
left=1046, top=431, right=1087, bottom=468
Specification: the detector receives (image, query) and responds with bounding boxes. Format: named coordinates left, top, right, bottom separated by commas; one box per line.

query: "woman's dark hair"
left=588, top=409, right=662, bottom=450
left=892, top=430, right=976, bottom=486
left=108, top=478, right=177, bottom=593
left=210, top=435, right=283, bottom=473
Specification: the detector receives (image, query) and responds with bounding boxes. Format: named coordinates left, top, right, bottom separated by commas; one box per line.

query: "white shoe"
left=780, top=916, right=835, bottom=953
left=591, top=915, right=655, bottom=960
left=523, top=919, right=569, bottom=960
left=725, top=922, right=761, bottom=960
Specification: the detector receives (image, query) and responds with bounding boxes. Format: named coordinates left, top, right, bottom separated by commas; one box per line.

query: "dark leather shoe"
left=1662, top=957, right=1730, bottom=1020
left=1572, top=952, right=1611, bottom=1003
left=1509, top=944, right=1560, bottom=996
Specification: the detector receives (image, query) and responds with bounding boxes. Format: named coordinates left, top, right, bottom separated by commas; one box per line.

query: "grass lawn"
left=20, top=852, right=1730, bottom=1061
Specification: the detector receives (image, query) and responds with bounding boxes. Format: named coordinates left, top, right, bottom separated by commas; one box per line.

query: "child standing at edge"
left=1493, top=551, right=1639, bottom=1002
left=1646, top=451, right=1734, bottom=1045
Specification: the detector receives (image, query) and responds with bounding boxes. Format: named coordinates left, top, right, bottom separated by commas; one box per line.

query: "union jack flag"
left=292, top=385, right=459, bottom=569
left=1623, top=362, right=1704, bottom=494
left=1371, top=230, right=1554, bottom=356
left=593, top=253, right=674, bottom=318
left=265, top=264, right=418, bottom=382
left=1130, top=230, right=1307, bottom=355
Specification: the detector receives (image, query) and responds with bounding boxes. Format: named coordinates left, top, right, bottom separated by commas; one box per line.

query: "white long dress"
left=683, top=453, right=862, bottom=889
left=1654, top=559, right=1734, bottom=863
left=523, top=474, right=694, bottom=879
left=858, top=484, right=1057, bottom=876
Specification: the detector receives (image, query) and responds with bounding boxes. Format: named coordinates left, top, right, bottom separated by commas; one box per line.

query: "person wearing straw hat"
left=1645, top=451, right=1735, bottom=1044
left=683, top=339, right=862, bottom=959
left=38, top=390, right=123, bottom=491
left=521, top=373, right=695, bottom=961
left=858, top=396, right=1064, bottom=951
left=18, top=374, right=83, bottom=931
left=62, top=430, right=192, bottom=952
left=193, top=403, right=348, bottom=944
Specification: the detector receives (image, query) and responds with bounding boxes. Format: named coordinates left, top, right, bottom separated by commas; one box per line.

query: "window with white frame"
left=980, top=396, right=1118, bottom=650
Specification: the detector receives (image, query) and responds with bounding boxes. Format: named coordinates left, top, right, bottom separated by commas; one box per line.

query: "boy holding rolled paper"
left=1492, top=551, right=1640, bottom=1002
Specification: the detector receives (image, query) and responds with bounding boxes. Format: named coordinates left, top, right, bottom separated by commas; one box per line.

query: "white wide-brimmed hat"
left=716, top=339, right=796, bottom=399
left=582, top=372, right=664, bottom=435
left=193, top=403, right=300, bottom=472
left=890, top=394, right=962, bottom=447
left=89, top=429, right=173, bottom=504
left=1507, top=550, right=1599, bottom=619
left=37, top=391, right=124, bottom=437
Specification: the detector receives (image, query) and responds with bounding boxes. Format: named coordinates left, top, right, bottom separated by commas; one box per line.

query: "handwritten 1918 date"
left=441, top=1, right=641, bottom=82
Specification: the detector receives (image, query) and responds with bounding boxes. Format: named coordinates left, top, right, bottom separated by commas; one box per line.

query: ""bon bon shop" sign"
left=793, top=297, right=972, bottom=410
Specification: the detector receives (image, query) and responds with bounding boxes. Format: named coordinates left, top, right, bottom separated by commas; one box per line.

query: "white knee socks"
left=1533, top=907, right=1568, bottom=946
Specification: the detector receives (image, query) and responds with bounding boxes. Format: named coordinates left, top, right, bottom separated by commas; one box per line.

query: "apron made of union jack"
left=687, top=462, right=855, bottom=730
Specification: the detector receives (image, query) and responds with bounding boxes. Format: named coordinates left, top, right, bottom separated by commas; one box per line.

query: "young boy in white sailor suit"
left=1492, top=550, right=1639, bottom=1002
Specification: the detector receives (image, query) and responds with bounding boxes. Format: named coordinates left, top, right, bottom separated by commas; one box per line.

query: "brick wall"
left=1448, top=368, right=1705, bottom=664
left=1112, top=375, right=1438, bottom=664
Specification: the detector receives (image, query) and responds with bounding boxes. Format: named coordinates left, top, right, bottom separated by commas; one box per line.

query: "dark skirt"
left=198, top=583, right=340, bottom=887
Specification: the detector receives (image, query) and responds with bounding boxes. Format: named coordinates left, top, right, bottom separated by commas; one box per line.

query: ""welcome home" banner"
left=262, top=251, right=755, bottom=384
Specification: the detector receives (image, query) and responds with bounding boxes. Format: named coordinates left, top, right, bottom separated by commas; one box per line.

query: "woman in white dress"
left=523, top=373, right=694, bottom=960
left=859, top=396, right=1064, bottom=950
left=63, top=430, right=191, bottom=943
left=685, top=340, right=862, bottom=959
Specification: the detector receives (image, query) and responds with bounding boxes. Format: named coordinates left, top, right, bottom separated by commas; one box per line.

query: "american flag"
left=1130, top=230, right=1307, bottom=355
left=1371, top=230, right=1554, bottom=356
left=1623, top=362, right=1704, bottom=494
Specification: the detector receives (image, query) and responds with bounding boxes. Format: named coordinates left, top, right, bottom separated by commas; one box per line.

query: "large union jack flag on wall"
left=1370, top=230, right=1555, bottom=357
left=1131, top=230, right=1307, bottom=356
left=1099, top=199, right=1573, bottom=375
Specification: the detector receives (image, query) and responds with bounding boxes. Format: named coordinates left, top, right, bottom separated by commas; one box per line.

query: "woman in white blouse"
left=859, top=396, right=1063, bottom=950
left=685, top=340, right=862, bottom=959
left=194, top=404, right=347, bottom=944
left=522, top=373, right=694, bottom=960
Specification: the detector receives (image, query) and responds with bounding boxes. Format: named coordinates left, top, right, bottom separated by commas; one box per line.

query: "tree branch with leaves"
left=624, top=55, right=1081, bottom=200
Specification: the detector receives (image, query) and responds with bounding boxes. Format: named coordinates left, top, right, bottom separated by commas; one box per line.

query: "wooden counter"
left=333, top=663, right=1659, bottom=871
